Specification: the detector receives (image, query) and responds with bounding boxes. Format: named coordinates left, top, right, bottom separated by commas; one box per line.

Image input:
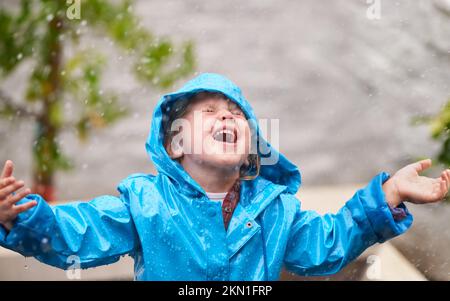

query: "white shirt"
left=205, top=192, right=228, bottom=203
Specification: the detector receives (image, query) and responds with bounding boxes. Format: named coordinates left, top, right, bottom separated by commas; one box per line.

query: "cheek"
left=201, top=118, right=216, bottom=140
left=237, top=120, right=251, bottom=147
left=244, top=125, right=251, bottom=144
left=182, top=114, right=210, bottom=140
left=243, top=127, right=252, bottom=155
left=183, top=117, right=214, bottom=153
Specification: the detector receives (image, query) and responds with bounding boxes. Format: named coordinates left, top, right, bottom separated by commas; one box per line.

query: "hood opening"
left=146, top=73, right=302, bottom=195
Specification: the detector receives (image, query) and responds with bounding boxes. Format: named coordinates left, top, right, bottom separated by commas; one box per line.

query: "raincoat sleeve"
left=0, top=184, right=138, bottom=270
left=283, top=172, right=413, bottom=276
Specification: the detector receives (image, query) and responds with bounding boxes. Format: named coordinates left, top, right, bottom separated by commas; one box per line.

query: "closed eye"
left=203, top=106, right=215, bottom=113
left=229, top=103, right=244, bottom=116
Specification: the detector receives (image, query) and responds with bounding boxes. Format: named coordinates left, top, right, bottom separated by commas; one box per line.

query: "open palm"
left=0, top=160, right=35, bottom=230
left=394, top=159, right=450, bottom=204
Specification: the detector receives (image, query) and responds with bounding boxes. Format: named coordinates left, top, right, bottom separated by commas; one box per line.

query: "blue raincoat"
left=0, top=73, right=413, bottom=280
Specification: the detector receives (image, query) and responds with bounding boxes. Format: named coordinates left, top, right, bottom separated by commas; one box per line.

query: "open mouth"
left=212, top=128, right=237, bottom=144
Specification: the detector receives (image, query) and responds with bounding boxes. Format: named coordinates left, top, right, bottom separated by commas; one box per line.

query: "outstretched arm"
left=0, top=160, right=139, bottom=270
left=284, top=159, right=449, bottom=276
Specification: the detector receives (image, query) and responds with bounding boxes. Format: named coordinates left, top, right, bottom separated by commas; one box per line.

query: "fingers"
left=440, top=179, right=448, bottom=199
left=0, top=176, right=15, bottom=189
left=443, top=170, right=450, bottom=192
left=413, top=158, right=432, bottom=173
left=1, top=160, right=14, bottom=179
left=441, top=169, right=450, bottom=190
left=431, top=179, right=448, bottom=202
left=13, top=200, right=37, bottom=214
left=7, top=188, right=31, bottom=205
left=0, top=180, right=24, bottom=200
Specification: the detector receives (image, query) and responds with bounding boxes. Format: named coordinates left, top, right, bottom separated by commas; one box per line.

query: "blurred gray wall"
left=1, top=0, right=450, bottom=201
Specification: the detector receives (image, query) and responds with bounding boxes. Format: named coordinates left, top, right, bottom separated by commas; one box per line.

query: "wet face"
left=168, top=96, right=251, bottom=171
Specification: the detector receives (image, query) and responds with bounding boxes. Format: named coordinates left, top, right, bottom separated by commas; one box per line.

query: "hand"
left=382, top=159, right=450, bottom=207
left=0, top=160, right=36, bottom=231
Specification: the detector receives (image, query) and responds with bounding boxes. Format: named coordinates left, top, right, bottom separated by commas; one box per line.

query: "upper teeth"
left=213, top=129, right=236, bottom=143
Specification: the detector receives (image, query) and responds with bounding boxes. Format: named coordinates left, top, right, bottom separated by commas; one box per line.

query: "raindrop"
left=17, top=53, right=23, bottom=60
left=46, top=14, right=54, bottom=21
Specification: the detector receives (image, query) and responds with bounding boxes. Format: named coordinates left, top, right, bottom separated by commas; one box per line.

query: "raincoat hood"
left=146, top=73, right=302, bottom=194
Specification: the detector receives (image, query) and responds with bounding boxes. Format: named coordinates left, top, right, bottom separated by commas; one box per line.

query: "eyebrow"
left=191, top=99, right=242, bottom=113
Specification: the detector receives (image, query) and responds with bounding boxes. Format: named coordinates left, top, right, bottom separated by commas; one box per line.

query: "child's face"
left=169, top=96, right=251, bottom=171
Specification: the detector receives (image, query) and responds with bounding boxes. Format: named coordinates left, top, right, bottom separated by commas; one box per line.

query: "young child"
left=0, top=73, right=449, bottom=280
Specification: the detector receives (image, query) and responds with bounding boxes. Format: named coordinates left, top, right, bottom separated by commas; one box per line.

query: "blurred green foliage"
left=427, top=100, right=450, bottom=166
left=413, top=99, right=450, bottom=170
left=413, top=100, right=450, bottom=202
left=0, top=0, right=195, bottom=193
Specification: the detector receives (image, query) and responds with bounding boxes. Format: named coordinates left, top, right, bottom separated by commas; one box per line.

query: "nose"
left=218, top=109, right=233, bottom=121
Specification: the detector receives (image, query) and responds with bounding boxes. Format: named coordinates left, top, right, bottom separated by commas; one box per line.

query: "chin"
left=204, top=153, right=245, bottom=170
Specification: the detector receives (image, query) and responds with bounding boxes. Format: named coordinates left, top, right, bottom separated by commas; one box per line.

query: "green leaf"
left=1, top=0, right=196, bottom=187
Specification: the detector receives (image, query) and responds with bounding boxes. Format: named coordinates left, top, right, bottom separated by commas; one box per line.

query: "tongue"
left=225, top=133, right=235, bottom=143
left=214, top=133, right=233, bottom=143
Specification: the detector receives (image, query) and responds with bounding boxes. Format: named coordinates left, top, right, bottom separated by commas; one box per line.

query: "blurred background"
left=0, top=0, right=450, bottom=280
